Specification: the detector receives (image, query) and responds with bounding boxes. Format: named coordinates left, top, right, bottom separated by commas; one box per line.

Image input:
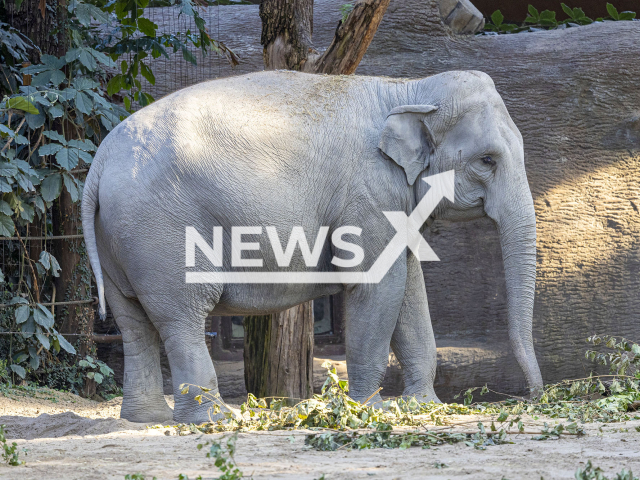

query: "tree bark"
left=243, top=303, right=314, bottom=401
left=260, top=0, right=390, bottom=73
left=244, top=0, right=389, bottom=401
left=4, top=0, right=68, bottom=63
left=312, top=0, right=391, bottom=74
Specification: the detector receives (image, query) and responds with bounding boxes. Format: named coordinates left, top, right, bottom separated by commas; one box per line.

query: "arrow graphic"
left=186, top=170, right=455, bottom=284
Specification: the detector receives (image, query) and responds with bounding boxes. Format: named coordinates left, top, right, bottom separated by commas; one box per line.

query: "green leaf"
left=15, top=305, right=30, bottom=324
left=73, top=77, right=100, bottom=91
left=619, top=11, right=636, bottom=20
left=10, top=364, right=26, bottom=379
left=36, top=331, right=50, bottom=350
left=89, top=49, right=116, bottom=68
left=6, top=96, right=39, bottom=114
left=39, top=143, right=64, bottom=156
left=93, top=372, right=104, bottom=384
left=560, top=3, right=573, bottom=18
left=0, top=213, right=14, bottom=236
left=34, top=304, right=54, bottom=329
left=138, top=92, right=154, bottom=107
left=39, top=251, right=61, bottom=276
left=67, top=138, right=96, bottom=152
left=181, top=47, right=197, bottom=65
left=56, top=148, right=75, bottom=170
left=41, top=173, right=63, bottom=202
left=490, top=10, right=504, bottom=26
left=107, top=75, right=123, bottom=96
left=30, top=70, right=53, bottom=87
left=527, top=4, right=539, bottom=19
left=52, top=336, right=60, bottom=353
left=74, top=92, right=93, bottom=115
left=21, top=318, right=36, bottom=338
left=0, top=163, right=18, bottom=177
left=140, top=62, right=156, bottom=85
left=137, top=18, right=158, bottom=37
left=33, top=195, right=45, bottom=214
left=19, top=202, right=34, bottom=222
left=63, top=172, right=79, bottom=202
left=43, top=130, right=67, bottom=145
left=606, top=3, right=619, bottom=19
left=0, top=200, right=11, bottom=216
left=539, top=9, right=557, bottom=23
left=55, top=332, right=76, bottom=354
left=78, top=49, right=97, bottom=71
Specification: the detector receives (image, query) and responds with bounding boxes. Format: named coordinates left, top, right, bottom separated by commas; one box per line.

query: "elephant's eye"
left=482, top=155, right=496, bottom=166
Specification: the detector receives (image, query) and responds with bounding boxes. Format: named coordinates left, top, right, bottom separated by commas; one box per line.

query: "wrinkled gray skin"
left=82, top=70, right=543, bottom=423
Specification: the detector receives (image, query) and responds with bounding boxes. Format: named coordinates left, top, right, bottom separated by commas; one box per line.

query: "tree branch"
left=310, top=0, right=390, bottom=75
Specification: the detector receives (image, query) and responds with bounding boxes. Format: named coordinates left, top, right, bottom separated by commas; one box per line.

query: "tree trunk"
left=4, top=0, right=67, bottom=63
left=243, top=303, right=314, bottom=401
left=243, top=0, right=389, bottom=401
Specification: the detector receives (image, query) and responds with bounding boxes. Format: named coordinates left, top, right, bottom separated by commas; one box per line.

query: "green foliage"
left=482, top=3, right=636, bottom=35
left=77, top=355, right=114, bottom=385
left=197, top=433, right=244, bottom=480
left=125, top=475, right=156, bottom=480
left=95, top=0, right=238, bottom=112
left=483, top=10, right=519, bottom=33
left=605, top=3, right=636, bottom=21
left=0, top=424, right=24, bottom=466
left=586, top=334, right=640, bottom=376
left=575, top=461, right=638, bottom=480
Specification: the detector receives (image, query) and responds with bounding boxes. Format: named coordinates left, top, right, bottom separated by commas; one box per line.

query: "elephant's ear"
left=378, top=105, right=438, bottom=185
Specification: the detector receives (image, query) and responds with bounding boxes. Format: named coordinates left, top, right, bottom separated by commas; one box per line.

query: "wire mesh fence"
left=0, top=0, right=244, bottom=387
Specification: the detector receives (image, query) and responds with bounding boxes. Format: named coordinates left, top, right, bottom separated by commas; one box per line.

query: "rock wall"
left=103, top=1, right=640, bottom=400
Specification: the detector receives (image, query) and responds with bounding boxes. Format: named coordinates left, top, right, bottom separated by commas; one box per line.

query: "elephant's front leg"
left=390, top=252, right=440, bottom=403
left=344, top=259, right=406, bottom=405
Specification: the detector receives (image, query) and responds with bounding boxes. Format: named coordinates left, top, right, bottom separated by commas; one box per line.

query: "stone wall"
left=99, top=1, right=640, bottom=400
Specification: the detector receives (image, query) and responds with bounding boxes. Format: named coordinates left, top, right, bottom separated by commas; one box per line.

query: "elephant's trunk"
left=491, top=196, right=543, bottom=394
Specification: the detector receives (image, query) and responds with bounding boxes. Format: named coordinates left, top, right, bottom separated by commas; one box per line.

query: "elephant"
left=82, top=70, right=543, bottom=424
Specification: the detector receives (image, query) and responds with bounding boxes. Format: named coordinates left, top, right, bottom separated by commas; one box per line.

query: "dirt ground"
left=0, top=385, right=639, bottom=480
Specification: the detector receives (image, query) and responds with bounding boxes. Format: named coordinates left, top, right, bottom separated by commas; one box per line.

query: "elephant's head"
left=378, top=70, right=543, bottom=394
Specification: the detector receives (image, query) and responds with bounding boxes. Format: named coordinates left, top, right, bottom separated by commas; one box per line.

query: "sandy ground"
left=0, top=386, right=639, bottom=480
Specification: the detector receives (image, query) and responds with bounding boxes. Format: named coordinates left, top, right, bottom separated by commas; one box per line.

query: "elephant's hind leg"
left=103, top=274, right=173, bottom=423
left=138, top=286, right=223, bottom=424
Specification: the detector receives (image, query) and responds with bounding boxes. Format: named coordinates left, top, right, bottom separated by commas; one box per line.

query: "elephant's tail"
left=82, top=149, right=107, bottom=320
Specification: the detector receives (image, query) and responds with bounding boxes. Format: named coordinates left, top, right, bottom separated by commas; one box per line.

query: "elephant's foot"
left=120, top=395, right=174, bottom=424
left=173, top=389, right=238, bottom=425
left=400, top=389, right=441, bottom=405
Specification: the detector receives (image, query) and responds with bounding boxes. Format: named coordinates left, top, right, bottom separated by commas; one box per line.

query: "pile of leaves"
left=175, top=335, right=640, bottom=451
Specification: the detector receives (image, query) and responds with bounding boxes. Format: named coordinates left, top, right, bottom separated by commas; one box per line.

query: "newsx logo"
left=185, top=171, right=455, bottom=284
